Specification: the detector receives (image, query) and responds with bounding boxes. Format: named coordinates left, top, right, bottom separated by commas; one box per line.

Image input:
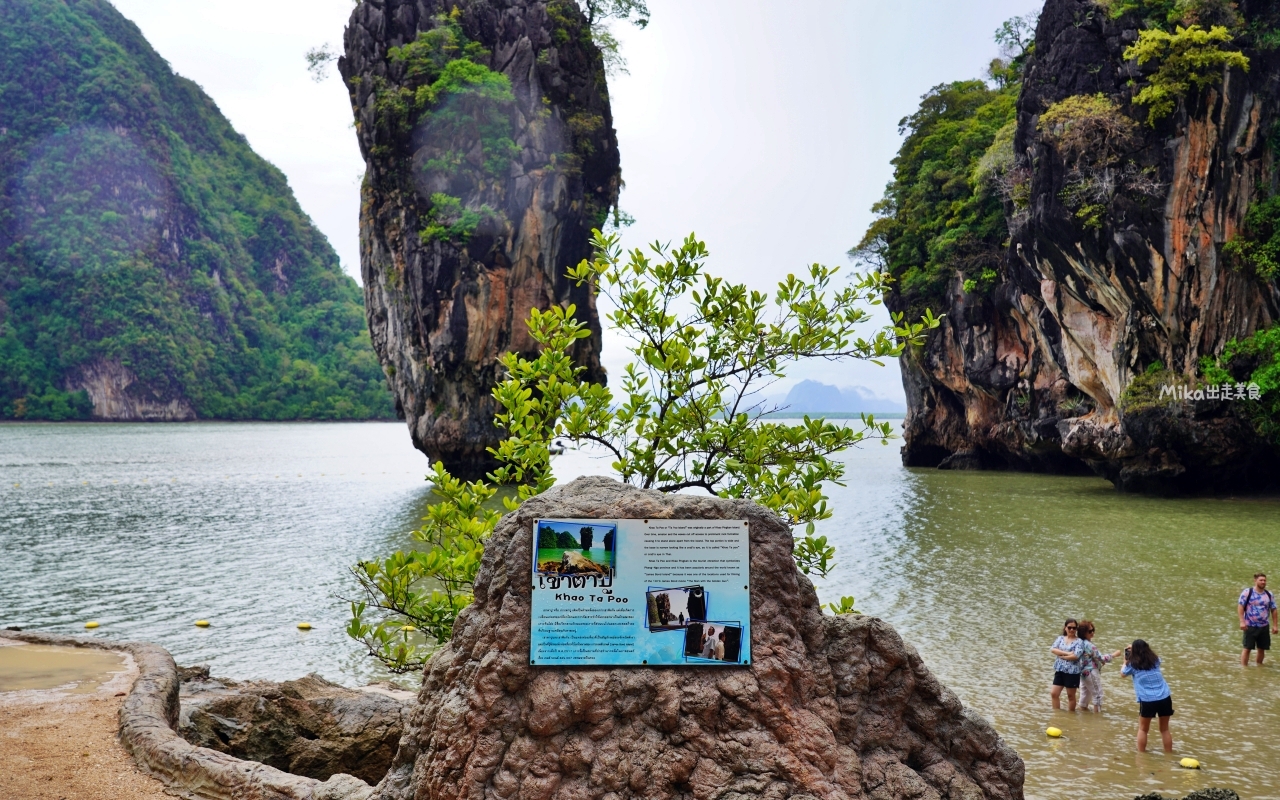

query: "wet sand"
left=0, top=640, right=171, bottom=799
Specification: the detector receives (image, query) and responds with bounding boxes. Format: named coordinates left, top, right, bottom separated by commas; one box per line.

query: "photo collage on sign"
left=646, top=585, right=743, bottom=664
left=534, top=519, right=617, bottom=578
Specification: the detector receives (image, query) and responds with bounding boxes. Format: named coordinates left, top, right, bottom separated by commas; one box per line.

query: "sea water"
left=1, top=421, right=1278, bottom=798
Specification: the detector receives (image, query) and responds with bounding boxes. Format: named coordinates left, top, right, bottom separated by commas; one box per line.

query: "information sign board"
left=529, top=518, right=751, bottom=666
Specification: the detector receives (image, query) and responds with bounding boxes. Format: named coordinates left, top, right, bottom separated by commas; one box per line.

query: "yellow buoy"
left=297, top=622, right=312, bottom=630
left=1045, top=727, right=1062, bottom=738
left=400, top=625, right=416, bottom=632
left=1180, top=758, right=1201, bottom=769
left=84, top=621, right=100, bottom=629
left=195, top=620, right=210, bottom=628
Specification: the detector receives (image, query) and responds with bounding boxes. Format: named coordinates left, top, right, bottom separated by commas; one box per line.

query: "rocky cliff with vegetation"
left=340, top=0, right=617, bottom=478
left=859, top=0, right=1280, bottom=493
left=0, top=0, right=394, bottom=421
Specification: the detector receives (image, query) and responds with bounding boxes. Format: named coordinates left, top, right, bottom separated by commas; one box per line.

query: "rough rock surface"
left=68, top=357, right=197, bottom=421
left=895, top=0, right=1280, bottom=493
left=340, top=0, right=617, bottom=477
left=178, top=667, right=411, bottom=786
left=374, top=477, right=1024, bottom=800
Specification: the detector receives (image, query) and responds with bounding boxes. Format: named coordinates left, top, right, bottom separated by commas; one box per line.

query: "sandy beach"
left=0, top=640, right=170, bottom=800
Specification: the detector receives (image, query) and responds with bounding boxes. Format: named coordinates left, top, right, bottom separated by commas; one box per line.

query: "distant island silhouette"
left=766, top=380, right=905, bottom=416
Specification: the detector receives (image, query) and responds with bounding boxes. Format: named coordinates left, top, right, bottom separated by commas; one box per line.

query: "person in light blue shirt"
left=1120, top=639, right=1174, bottom=753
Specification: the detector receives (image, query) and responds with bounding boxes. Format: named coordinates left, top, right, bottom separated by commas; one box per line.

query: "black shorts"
left=1243, top=626, right=1271, bottom=651
left=1139, top=695, right=1174, bottom=718
left=1052, top=670, right=1081, bottom=689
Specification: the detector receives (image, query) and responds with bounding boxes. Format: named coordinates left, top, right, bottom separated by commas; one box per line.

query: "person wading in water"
left=1238, top=572, right=1278, bottom=667
left=1050, top=619, right=1084, bottom=711
left=1122, top=639, right=1174, bottom=753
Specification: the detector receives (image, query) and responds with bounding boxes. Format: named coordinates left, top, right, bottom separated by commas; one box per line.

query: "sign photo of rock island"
left=533, top=520, right=616, bottom=577
left=645, top=586, right=707, bottom=631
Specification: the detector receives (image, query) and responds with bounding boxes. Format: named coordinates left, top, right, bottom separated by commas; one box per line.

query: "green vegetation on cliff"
left=0, top=0, right=394, bottom=420
left=366, top=12, right=517, bottom=246
left=1202, top=327, right=1280, bottom=447
left=850, top=80, right=1018, bottom=317
left=1099, top=0, right=1242, bottom=29
left=1125, top=23, right=1250, bottom=124
left=1225, top=194, right=1280, bottom=280
left=847, top=15, right=1035, bottom=317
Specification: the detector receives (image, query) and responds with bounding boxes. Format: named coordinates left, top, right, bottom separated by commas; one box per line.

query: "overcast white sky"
left=109, top=0, right=1037, bottom=400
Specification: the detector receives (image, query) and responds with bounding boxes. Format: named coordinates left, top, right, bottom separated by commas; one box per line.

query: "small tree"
left=346, top=304, right=592, bottom=673
left=346, top=463, right=500, bottom=671
left=346, top=231, right=939, bottom=672
left=1035, top=93, right=1159, bottom=229
left=577, top=0, right=648, bottom=76
left=558, top=232, right=939, bottom=571
left=989, top=11, right=1040, bottom=88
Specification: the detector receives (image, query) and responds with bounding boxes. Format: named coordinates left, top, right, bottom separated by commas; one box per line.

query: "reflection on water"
left=2, top=422, right=1278, bottom=798
left=0, top=422, right=434, bottom=685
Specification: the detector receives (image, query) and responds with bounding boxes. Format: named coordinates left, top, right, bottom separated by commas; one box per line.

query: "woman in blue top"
left=1120, top=639, right=1174, bottom=753
left=1049, top=619, right=1085, bottom=711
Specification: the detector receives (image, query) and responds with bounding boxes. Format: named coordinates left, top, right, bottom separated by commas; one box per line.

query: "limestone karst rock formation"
left=894, top=0, right=1280, bottom=493
left=341, top=0, right=617, bottom=478
left=373, top=477, right=1025, bottom=800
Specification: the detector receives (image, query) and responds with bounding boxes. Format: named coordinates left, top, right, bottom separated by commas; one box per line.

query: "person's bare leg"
left=1158, top=715, right=1173, bottom=753
left=1242, top=648, right=1251, bottom=667
left=1067, top=687, right=1078, bottom=712
left=1258, top=648, right=1266, bottom=666
left=1051, top=685, right=1063, bottom=710
left=1137, top=716, right=1151, bottom=752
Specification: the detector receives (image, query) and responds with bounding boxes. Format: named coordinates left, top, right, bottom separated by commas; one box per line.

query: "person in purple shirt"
left=1238, top=572, right=1278, bottom=667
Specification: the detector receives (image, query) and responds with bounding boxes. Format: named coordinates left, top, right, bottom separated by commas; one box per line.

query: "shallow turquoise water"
left=829, top=450, right=1280, bottom=800
left=2, top=421, right=1278, bottom=798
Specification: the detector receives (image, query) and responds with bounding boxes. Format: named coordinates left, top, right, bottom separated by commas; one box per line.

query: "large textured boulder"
left=340, top=0, right=616, bottom=477
left=375, top=477, right=1024, bottom=800
left=178, top=668, right=411, bottom=786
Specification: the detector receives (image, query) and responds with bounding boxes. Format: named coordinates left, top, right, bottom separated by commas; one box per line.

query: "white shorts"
left=1080, top=672, right=1104, bottom=710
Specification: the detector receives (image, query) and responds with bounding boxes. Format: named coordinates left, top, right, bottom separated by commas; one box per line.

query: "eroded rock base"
left=178, top=667, right=411, bottom=785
